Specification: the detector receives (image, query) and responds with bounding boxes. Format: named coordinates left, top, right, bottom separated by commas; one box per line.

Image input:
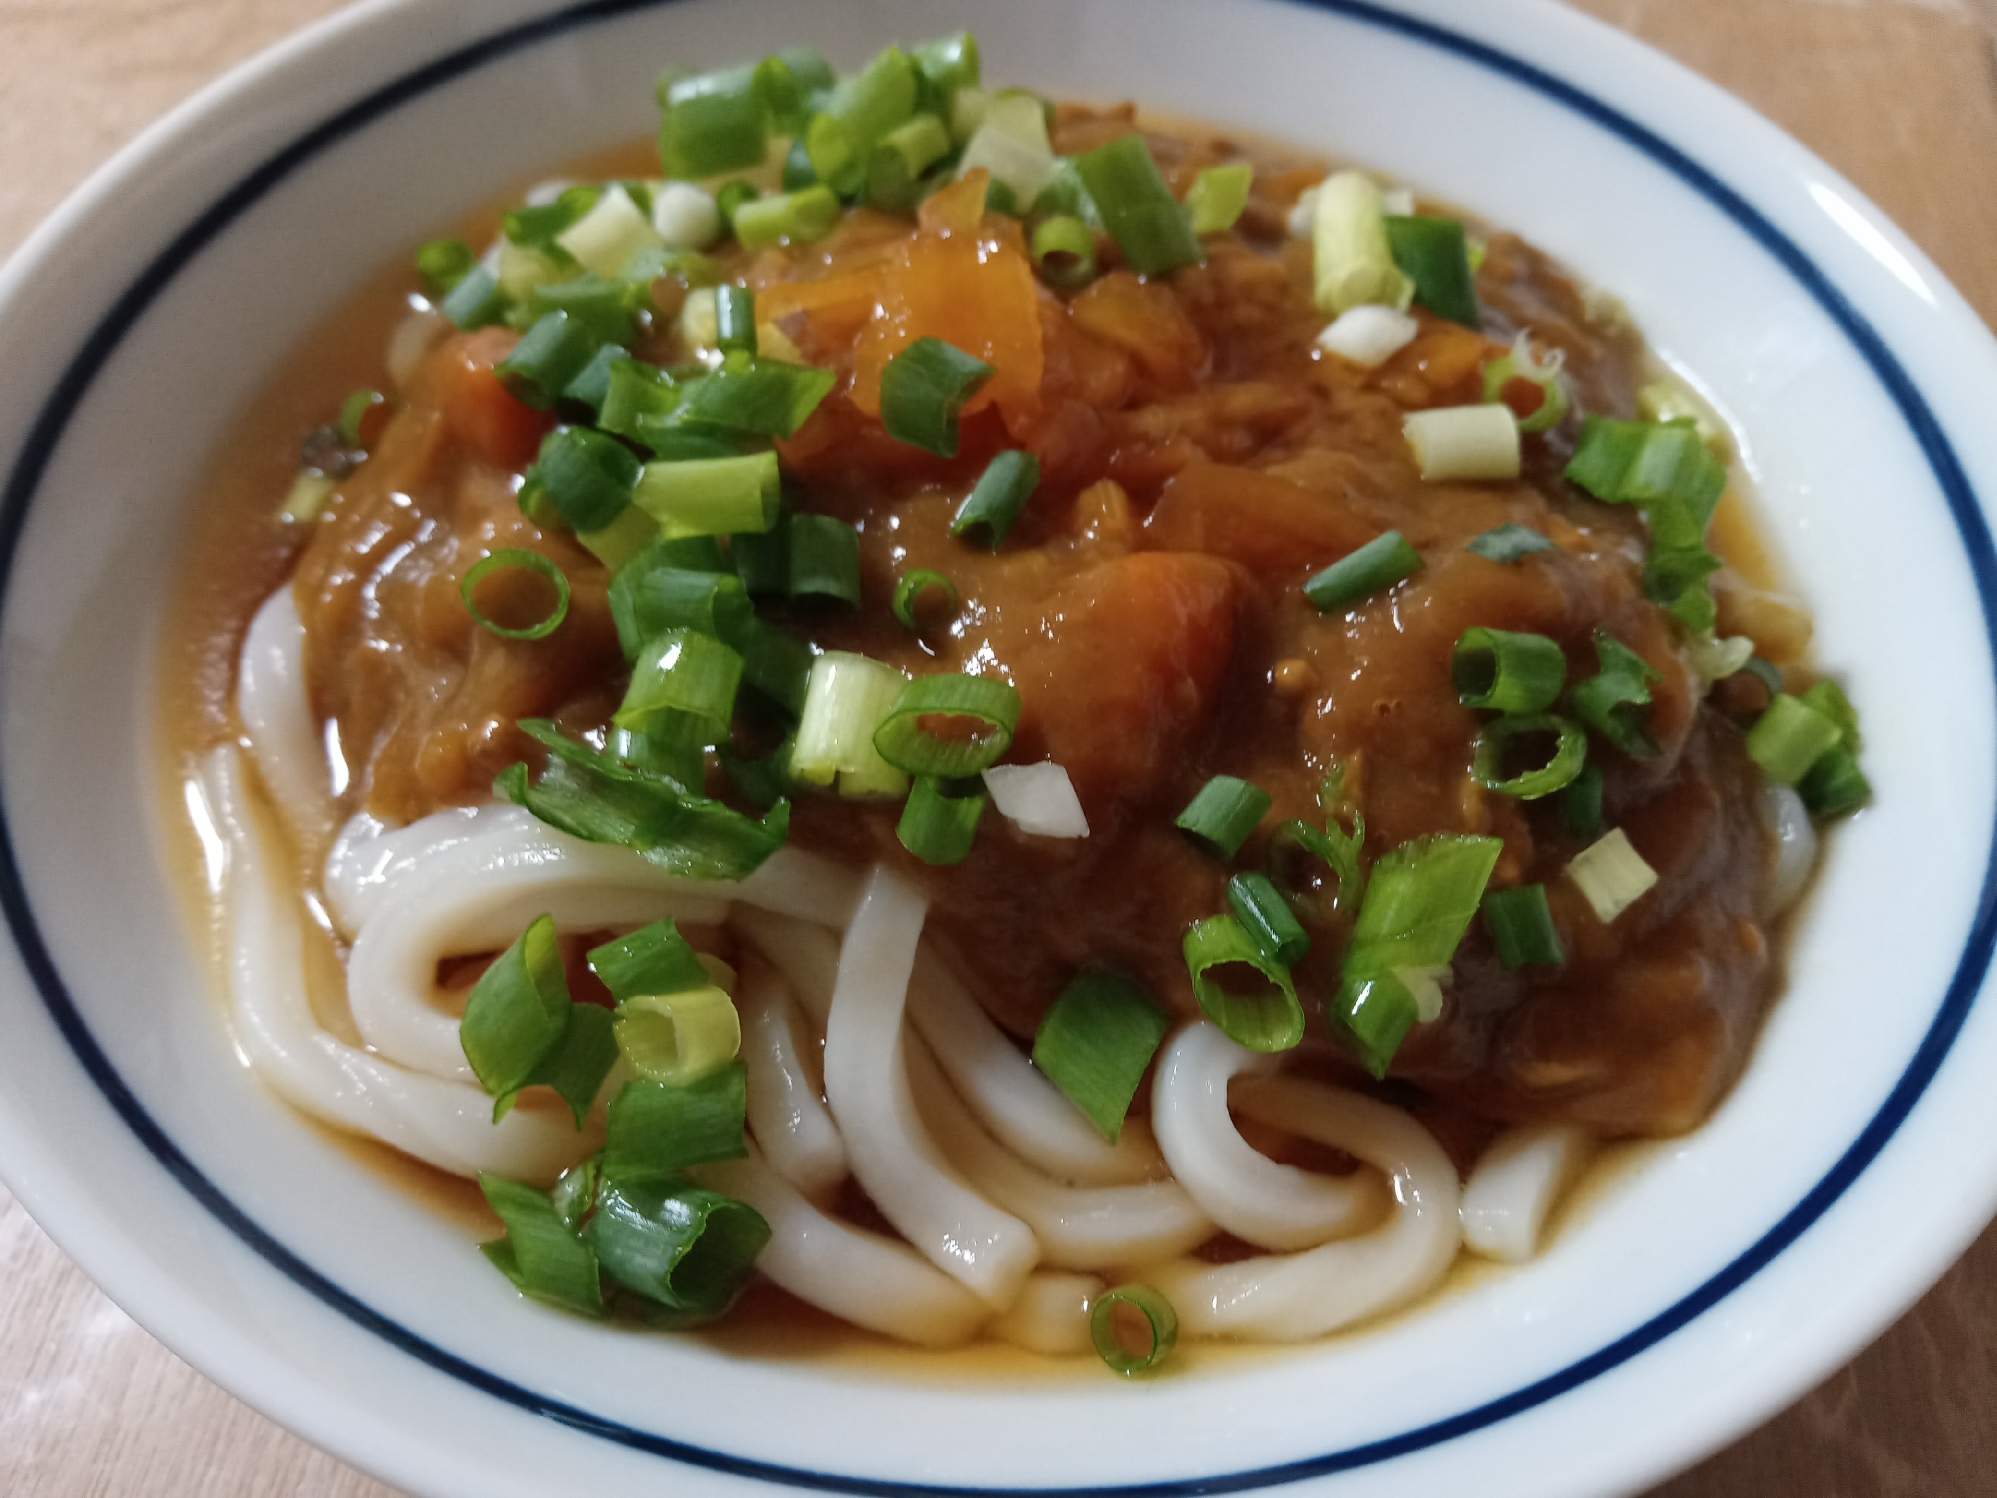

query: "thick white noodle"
left=700, top=1150, right=989, bottom=1348
left=908, top=1038, right=1213, bottom=1271
left=1152, top=1022, right=1383, bottom=1250
left=1460, top=1124, right=1593, bottom=1264
left=731, top=906, right=842, bottom=1028
left=200, top=746, right=593, bottom=1182
left=1147, top=1073, right=1462, bottom=1342
left=1761, top=780, right=1818, bottom=918
left=738, top=954, right=848, bottom=1202
left=821, top=866, right=1039, bottom=1307
left=324, top=805, right=513, bottom=938
left=988, top=1272, right=1103, bottom=1355
left=342, top=828, right=730, bottom=1080
left=907, top=949, right=1166, bottom=1187
left=238, top=587, right=334, bottom=850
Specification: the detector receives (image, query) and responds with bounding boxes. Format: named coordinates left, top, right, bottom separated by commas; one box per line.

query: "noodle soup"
left=161, top=31, right=1861, bottom=1371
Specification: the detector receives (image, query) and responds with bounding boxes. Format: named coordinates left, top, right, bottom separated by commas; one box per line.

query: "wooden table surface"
left=5, top=1, right=1997, bottom=1493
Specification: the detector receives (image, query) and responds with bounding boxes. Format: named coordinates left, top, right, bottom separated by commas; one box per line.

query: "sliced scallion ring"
left=896, top=775, right=988, bottom=865
left=1089, top=1282, right=1180, bottom=1376
left=880, top=336, right=995, bottom=457
left=461, top=549, right=572, bottom=640
left=1451, top=627, right=1566, bottom=715
left=1182, top=913, right=1304, bottom=1052
left=892, top=569, right=961, bottom=631
left=873, top=673, right=1023, bottom=776
left=1482, top=331, right=1569, bottom=434
left=1472, top=713, right=1587, bottom=799
left=1030, top=214, right=1098, bottom=289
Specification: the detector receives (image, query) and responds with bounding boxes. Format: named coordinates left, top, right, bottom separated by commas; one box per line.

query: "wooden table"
left=4, top=1, right=1996, bottom=1492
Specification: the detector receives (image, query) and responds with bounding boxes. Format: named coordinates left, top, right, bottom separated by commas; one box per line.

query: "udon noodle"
left=168, top=31, right=1859, bottom=1369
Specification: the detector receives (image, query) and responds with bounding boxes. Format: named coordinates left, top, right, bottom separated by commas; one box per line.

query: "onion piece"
left=1566, top=827, right=1658, bottom=923
left=982, top=762, right=1089, bottom=838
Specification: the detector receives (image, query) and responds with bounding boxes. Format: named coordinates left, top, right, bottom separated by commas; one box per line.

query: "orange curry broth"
left=179, top=105, right=1797, bottom=1143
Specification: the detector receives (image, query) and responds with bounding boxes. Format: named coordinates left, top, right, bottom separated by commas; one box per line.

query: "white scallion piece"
left=956, top=93, right=1057, bottom=208
left=652, top=180, right=722, bottom=250
left=679, top=285, right=720, bottom=355
left=1403, top=405, right=1522, bottom=482
left=792, top=652, right=911, bottom=799
left=1566, top=828, right=1658, bottom=923
left=1394, top=964, right=1451, bottom=1024
left=1381, top=185, right=1416, bottom=216
left=1686, top=632, right=1755, bottom=683
left=496, top=238, right=562, bottom=299
left=1287, top=184, right=1320, bottom=241
left=1312, top=170, right=1414, bottom=316
left=982, top=763, right=1089, bottom=839
left=524, top=177, right=576, bottom=207
left=1316, top=305, right=1420, bottom=368
left=556, top=184, right=664, bottom=278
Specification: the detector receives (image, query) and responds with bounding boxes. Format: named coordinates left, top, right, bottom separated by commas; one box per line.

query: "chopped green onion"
left=417, top=237, right=475, bottom=296
left=1562, top=763, right=1604, bottom=839
left=1311, top=171, right=1414, bottom=316
left=676, top=359, right=837, bottom=438
left=1799, top=746, right=1871, bottom=818
left=280, top=471, right=337, bottom=523
left=880, top=337, right=994, bottom=457
left=1185, top=163, right=1253, bottom=236
left=556, top=187, right=666, bottom=282
left=791, top=652, right=911, bottom=796
left=803, top=114, right=865, bottom=198
left=1274, top=799, right=1366, bottom=913
left=1482, top=884, right=1564, bottom=968
left=1482, top=332, right=1569, bottom=434
left=1090, top=1283, right=1178, bottom=1376
left=1566, top=827, right=1657, bottom=923
left=549, top=1155, right=599, bottom=1231
left=1746, top=692, right=1845, bottom=785
left=561, top=341, right=631, bottom=414
left=608, top=707, right=709, bottom=787
left=786, top=513, right=862, bottom=606
left=460, top=549, right=571, bottom=641
left=1472, top=713, right=1587, bottom=799
left=577, top=504, right=662, bottom=572
left=715, top=284, right=756, bottom=357
left=521, top=270, right=646, bottom=346
left=1316, top=304, right=1419, bottom=367
left=440, top=263, right=506, bottom=329
left=1465, top=522, right=1554, bottom=563
left=589, top=919, right=710, bottom=1002
left=478, top=1174, right=605, bottom=1316
left=892, top=568, right=960, bottom=630
left=659, top=67, right=770, bottom=180
left=497, top=719, right=789, bottom=880
left=1799, top=679, right=1861, bottom=751
left=873, top=673, right=1023, bottom=776
left=896, top=775, right=988, bottom=865
left=1030, top=214, right=1098, bottom=289
left=1031, top=969, right=1168, bottom=1142
left=958, top=93, right=1058, bottom=213
left=587, top=1174, right=769, bottom=1316
left=950, top=449, right=1040, bottom=546
left=731, top=614, right=814, bottom=718
left=602, top=1062, right=751, bottom=1182
left=504, top=184, right=600, bottom=258
left=732, top=184, right=841, bottom=250
left=714, top=180, right=759, bottom=231
left=1225, top=870, right=1310, bottom=966
left=1302, top=530, right=1422, bottom=612
left=781, top=138, right=818, bottom=191
left=1565, top=416, right=1727, bottom=631
left=337, top=389, right=387, bottom=448
left=1571, top=631, right=1662, bottom=757
left=721, top=735, right=797, bottom=809
left=530, top=425, right=641, bottom=533
left=632, top=450, right=780, bottom=537
left=615, top=627, right=743, bottom=733
left=1182, top=914, right=1303, bottom=1052
left=1175, top=775, right=1272, bottom=859
left=754, top=49, right=832, bottom=136
left=615, top=987, right=741, bottom=1083
left=598, top=359, right=682, bottom=446
left=867, top=113, right=953, bottom=212
left=1331, top=833, right=1501, bottom=1075
left=827, top=44, right=920, bottom=152
left=1685, top=632, right=1754, bottom=684
left=913, top=31, right=981, bottom=105
left=1383, top=215, right=1479, bottom=326
left=459, top=914, right=619, bottom=1124
left=608, top=564, right=752, bottom=662
left=496, top=310, right=601, bottom=409
left=731, top=521, right=788, bottom=596
left=1072, top=134, right=1203, bottom=277
left=1404, top=405, right=1521, bottom=482
left=1451, top=627, right=1566, bottom=715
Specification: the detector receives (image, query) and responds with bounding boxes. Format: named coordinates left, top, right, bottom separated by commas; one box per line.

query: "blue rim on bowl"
left=1, top=1, right=1994, bottom=1493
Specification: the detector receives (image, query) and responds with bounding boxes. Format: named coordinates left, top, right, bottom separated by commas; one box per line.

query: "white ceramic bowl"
left=3, top=1, right=1995, bottom=1494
